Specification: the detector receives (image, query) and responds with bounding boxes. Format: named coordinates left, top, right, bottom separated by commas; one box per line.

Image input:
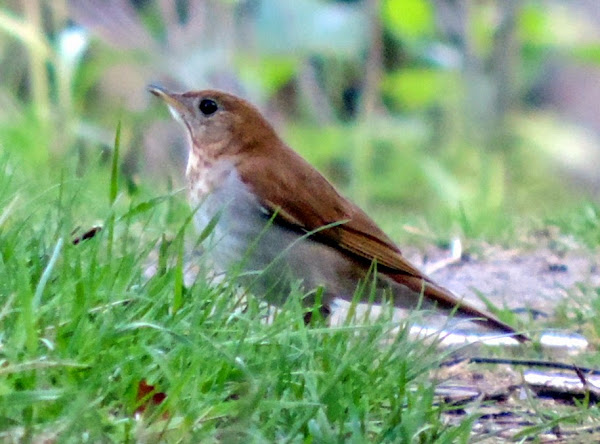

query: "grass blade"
left=107, top=120, right=121, bottom=260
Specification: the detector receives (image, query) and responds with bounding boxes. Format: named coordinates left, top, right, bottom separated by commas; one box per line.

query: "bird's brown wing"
left=237, top=148, right=528, bottom=341
left=238, top=148, right=432, bottom=279
left=239, top=151, right=406, bottom=261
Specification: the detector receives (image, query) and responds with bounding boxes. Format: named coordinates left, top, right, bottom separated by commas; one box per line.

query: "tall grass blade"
left=107, top=120, right=121, bottom=259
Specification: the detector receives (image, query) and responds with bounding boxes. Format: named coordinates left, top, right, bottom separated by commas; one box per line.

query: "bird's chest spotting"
left=186, top=151, right=215, bottom=200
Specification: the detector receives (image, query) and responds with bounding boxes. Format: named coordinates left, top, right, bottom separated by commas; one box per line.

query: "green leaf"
left=571, top=44, right=600, bottom=65
left=237, top=56, right=298, bottom=96
left=382, top=69, right=457, bottom=109
left=383, top=0, right=434, bottom=39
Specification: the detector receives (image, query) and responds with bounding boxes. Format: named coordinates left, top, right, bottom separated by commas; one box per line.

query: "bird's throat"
left=186, top=147, right=215, bottom=201
left=186, top=146, right=240, bottom=208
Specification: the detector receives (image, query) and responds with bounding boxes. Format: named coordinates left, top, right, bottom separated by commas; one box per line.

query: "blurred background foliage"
left=0, top=0, right=599, bottom=241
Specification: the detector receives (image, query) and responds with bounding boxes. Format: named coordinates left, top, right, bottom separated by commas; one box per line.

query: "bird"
left=148, top=84, right=528, bottom=342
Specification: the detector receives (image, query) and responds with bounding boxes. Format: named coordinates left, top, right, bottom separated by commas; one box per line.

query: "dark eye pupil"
left=199, top=99, right=218, bottom=115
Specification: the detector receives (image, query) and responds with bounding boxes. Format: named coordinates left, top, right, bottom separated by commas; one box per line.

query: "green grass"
left=1, top=116, right=599, bottom=441
left=2, top=1, right=600, bottom=440
left=0, top=142, right=482, bottom=442
left=1, top=115, right=600, bottom=441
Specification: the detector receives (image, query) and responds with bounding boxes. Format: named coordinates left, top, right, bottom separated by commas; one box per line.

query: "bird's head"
left=148, top=85, right=276, bottom=159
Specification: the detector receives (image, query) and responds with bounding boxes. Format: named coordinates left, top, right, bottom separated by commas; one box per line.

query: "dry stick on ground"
left=441, top=357, right=600, bottom=375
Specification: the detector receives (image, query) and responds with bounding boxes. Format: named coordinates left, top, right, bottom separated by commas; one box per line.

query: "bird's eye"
left=199, top=99, right=218, bottom=116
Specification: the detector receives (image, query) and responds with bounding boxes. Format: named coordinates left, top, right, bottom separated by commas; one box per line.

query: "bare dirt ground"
left=397, top=239, right=600, bottom=442
left=418, top=245, right=599, bottom=314
left=435, top=361, right=600, bottom=443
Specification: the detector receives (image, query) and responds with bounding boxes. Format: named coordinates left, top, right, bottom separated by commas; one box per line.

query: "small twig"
left=573, top=365, right=597, bottom=408
left=441, top=356, right=600, bottom=376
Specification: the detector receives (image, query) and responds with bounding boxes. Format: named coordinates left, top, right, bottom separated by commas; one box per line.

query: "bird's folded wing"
left=238, top=151, right=427, bottom=280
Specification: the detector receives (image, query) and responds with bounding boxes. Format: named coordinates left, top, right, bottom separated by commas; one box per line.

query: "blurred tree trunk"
left=434, top=0, right=520, bottom=151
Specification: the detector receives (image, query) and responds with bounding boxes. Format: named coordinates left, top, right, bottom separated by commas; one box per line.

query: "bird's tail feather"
left=390, top=274, right=529, bottom=343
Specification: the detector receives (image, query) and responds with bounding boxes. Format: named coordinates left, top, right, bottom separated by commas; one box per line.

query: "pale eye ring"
left=199, top=99, right=218, bottom=116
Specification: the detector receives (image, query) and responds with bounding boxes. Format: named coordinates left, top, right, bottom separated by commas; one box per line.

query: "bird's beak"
left=148, top=84, right=191, bottom=123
